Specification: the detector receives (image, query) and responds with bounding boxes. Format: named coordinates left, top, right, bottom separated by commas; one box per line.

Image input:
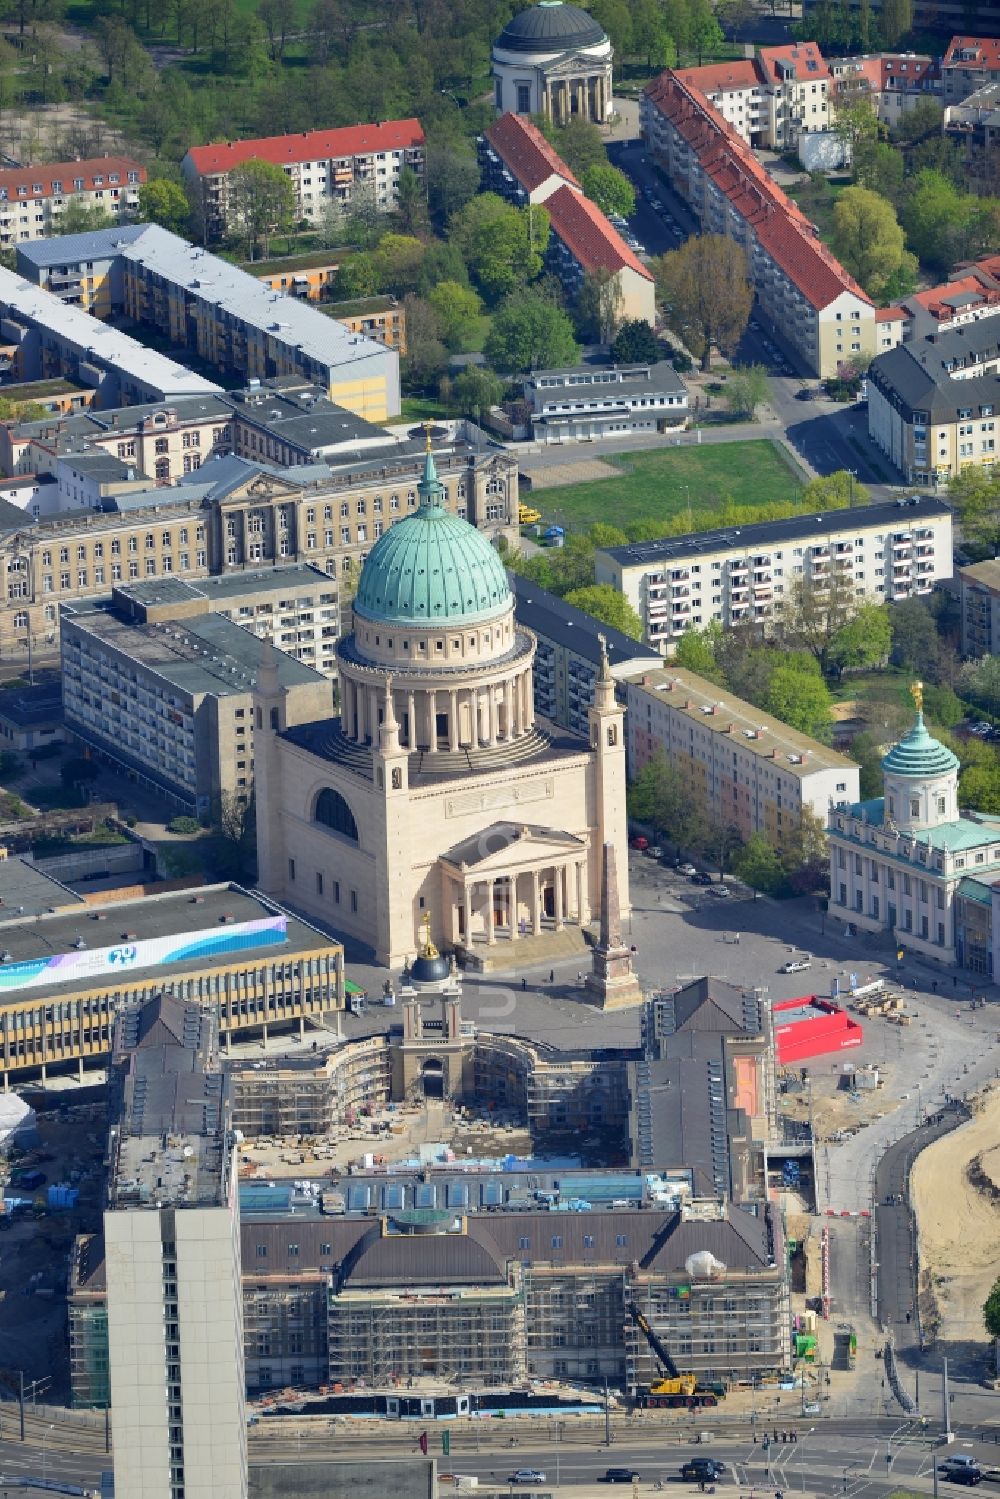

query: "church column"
left=449, top=689, right=459, bottom=751
left=427, top=688, right=438, bottom=752
left=510, top=873, right=519, bottom=938
left=486, top=686, right=496, bottom=747
left=485, top=880, right=496, bottom=946
left=504, top=678, right=514, bottom=740
left=407, top=689, right=416, bottom=748
left=464, top=883, right=473, bottom=946
left=554, top=864, right=564, bottom=931
left=576, top=860, right=585, bottom=925
left=531, top=869, right=542, bottom=935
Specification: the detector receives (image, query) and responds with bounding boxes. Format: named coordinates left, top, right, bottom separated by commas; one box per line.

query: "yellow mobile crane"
left=629, top=1306, right=727, bottom=1409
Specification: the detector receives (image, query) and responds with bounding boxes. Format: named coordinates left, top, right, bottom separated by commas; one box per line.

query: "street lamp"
left=847, top=469, right=858, bottom=507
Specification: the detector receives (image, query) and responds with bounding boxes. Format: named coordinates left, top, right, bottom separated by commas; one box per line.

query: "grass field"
left=401, top=397, right=452, bottom=422
left=528, top=441, right=805, bottom=532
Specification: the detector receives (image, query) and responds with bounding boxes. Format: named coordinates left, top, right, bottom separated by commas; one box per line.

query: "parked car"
left=946, top=1472, right=982, bottom=1487
left=676, top=862, right=697, bottom=876
left=645, top=845, right=663, bottom=859
left=510, top=1472, right=547, bottom=1486
left=801, top=1401, right=822, bottom=1415
left=709, top=883, right=731, bottom=898
left=603, top=1470, right=642, bottom=1484
left=681, top=1459, right=727, bottom=1482
left=942, top=1460, right=981, bottom=1474
left=795, top=387, right=814, bottom=401
left=691, top=871, right=713, bottom=886
left=779, top=957, right=812, bottom=973
left=630, top=835, right=649, bottom=850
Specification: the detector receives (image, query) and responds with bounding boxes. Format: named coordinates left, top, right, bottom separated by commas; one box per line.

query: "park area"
left=526, top=440, right=804, bottom=533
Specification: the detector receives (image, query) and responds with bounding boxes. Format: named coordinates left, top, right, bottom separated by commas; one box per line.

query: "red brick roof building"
left=0, top=156, right=145, bottom=250
left=182, top=121, right=425, bottom=243
left=673, top=43, right=830, bottom=150
left=642, top=69, right=874, bottom=376
left=942, top=36, right=1000, bottom=101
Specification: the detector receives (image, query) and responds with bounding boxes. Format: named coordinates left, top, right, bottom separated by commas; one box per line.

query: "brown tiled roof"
left=757, top=42, right=827, bottom=84
left=186, top=120, right=424, bottom=176
left=0, top=156, right=144, bottom=203
left=484, top=113, right=582, bottom=193
left=546, top=184, right=653, bottom=280
left=674, top=59, right=760, bottom=94
left=943, top=35, right=1000, bottom=70
left=876, top=305, right=905, bottom=322
left=644, top=70, right=871, bottom=312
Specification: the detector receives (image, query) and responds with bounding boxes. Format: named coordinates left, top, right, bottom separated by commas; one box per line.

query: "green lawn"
left=401, top=397, right=452, bottom=422
left=528, top=441, right=804, bottom=532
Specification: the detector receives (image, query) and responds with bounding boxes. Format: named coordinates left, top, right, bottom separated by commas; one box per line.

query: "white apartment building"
left=627, top=665, right=859, bottom=846
left=523, top=360, right=688, bottom=442
left=828, top=696, right=1000, bottom=965
left=105, top=995, right=247, bottom=1499
left=642, top=70, right=875, bottom=379
left=595, top=498, right=952, bottom=654
left=676, top=42, right=831, bottom=151
left=0, top=156, right=145, bottom=249
left=941, top=35, right=1000, bottom=105
left=959, top=559, right=1000, bottom=658
left=182, top=120, right=425, bottom=244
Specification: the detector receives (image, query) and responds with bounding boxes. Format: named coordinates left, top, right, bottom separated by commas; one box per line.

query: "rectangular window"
left=316, top=872, right=323, bottom=895
left=288, top=858, right=296, bottom=881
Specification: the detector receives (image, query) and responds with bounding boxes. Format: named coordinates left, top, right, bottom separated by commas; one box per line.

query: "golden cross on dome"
left=423, top=421, right=433, bottom=454
left=911, top=680, right=924, bottom=713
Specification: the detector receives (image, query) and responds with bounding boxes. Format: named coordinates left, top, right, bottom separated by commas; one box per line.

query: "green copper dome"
left=353, top=450, right=510, bottom=625
left=881, top=711, right=959, bottom=779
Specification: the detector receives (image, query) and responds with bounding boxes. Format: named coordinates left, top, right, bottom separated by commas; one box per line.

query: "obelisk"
left=585, top=840, right=643, bottom=1009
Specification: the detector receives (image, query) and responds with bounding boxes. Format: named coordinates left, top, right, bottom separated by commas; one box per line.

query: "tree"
left=765, top=659, right=833, bottom=741
left=538, top=115, right=607, bottom=178
left=688, top=0, right=725, bottom=62
left=563, top=583, right=643, bottom=639
left=801, top=470, right=869, bottom=510
left=724, top=363, right=770, bottom=420
left=654, top=234, right=752, bottom=370
left=427, top=280, right=483, bottom=352
left=827, top=601, right=892, bottom=678
left=959, top=656, right=1000, bottom=717
left=373, top=233, right=426, bottom=294
left=426, top=143, right=481, bottom=226
left=849, top=728, right=888, bottom=800
left=257, top=0, right=295, bottom=59
left=589, top=522, right=628, bottom=548
left=400, top=294, right=448, bottom=391
left=56, top=202, right=115, bottom=235
left=581, top=163, right=636, bottom=220
left=138, top=179, right=190, bottom=235
left=984, top=1276, right=1000, bottom=1340
left=335, top=253, right=380, bottom=299
left=902, top=169, right=965, bottom=272
left=832, top=95, right=881, bottom=163
left=735, top=832, right=786, bottom=897
left=484, top=289, right=578, bottom=373
left=895, top=97, right=944, bottom=143
left=208, top=791, right=256, bottom=881
left=393, top=166, right=428, bottom=237
left=674, top=622, right=725, bottom=683
left=229, top=158, right=296, bottom=260
left=628, top=750, right=685, bottom=838
left=781, top=573, right=868, bottom=676
left=949, top=468, right=1000, bottom=552
left=577, top=268, right=624, bottom=345
left=780, top=806, right=829, bottom=894
left=612, top=319, right=659, bottom=364
left=877, top=0, right=912, bottom=46
left=890, top=597, right=941, bottom=677
left=830, top=186, right=909, bottom=300
left=451, top=365, right=505, bottom=420
left=450, top=193, right=546, bottom=304
left=853, top=140, right=904, bottom=207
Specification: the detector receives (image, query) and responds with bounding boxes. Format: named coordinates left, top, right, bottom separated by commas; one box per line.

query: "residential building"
left=523, top=360, right=687, bottom=442
left=480, top=112, right=582, bottom=204
left=959, top=559, right=1000, bottom=657
left=874, top=261, right=1000, bottom=354
left=0, top=473, right=57, bottom=515
left=675, top=42, right=831, bottom=151
left=642, top=70, right=876, bottom=378
left=491, top=1, right=613, bottom=122
left=0, top=267, right=223, bottom=408
left=0, top=429, right=517, bottom=665
left=16, top=225, right=148, bottom=316
left=0, top=881, right=344, bottom=1085
left=480, top=113, right=656, bottom=326
left=0, top=158, right=144, bottom=250
left=225, top=380, right=394, bottom=467
left=625, top=664, right=860, bottom=845
left=103, top=565, right=341, bottom=676
left=595, top=498, right=953, bottom=650
left=14, top=225, right=400, bottom=420
left=0, top=378, right=94, bottom=416
left=0, top=681, right=63, bottom=752
left=828, top=690, right=1000, bottom=966
left=944, top=81, right=1000, bottom=187
left=60, top=591, right=332, bottom=815
left=0, top=394, right=234, bottom=485
left=254, top=447, right=631, bottom=968
left=104, top=992, right=247, bottom=1499
left=941, top=36, right=1000, bottom=104
left=508, top=571, right=660, bottom=737
left=325, top=297, right=406, bottom=353
left=181, top=120, right=425, bottom=243
left=827, top=53, right=939, bottom=128
left=868, top=318, right=1000, bottom=483
left=250, top=255, right=341, bottom=302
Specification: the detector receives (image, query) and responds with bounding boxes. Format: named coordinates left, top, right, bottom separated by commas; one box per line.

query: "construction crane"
left=628, top=1305, right=726, bottom=1409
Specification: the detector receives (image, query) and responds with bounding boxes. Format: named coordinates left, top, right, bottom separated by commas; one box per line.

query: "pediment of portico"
left=441, top=820, right=586, bottom=877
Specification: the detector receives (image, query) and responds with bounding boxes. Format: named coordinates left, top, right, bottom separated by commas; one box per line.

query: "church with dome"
left=253, top=443, right=629, bottom=971
left=492, top=1, right=613, bottom=123
left=828, top=683, right=1000, bottom=973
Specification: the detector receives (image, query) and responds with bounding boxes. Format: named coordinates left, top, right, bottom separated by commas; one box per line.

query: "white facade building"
left=595, top=499, right=953, bottom=654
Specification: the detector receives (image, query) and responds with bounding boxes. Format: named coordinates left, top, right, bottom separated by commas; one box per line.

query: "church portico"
left=442, top=824, right=589, bottom=951
left=492, top=2, right=613, bottom=125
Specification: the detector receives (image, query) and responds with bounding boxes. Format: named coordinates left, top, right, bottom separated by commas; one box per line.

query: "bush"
left=167, top=815, right=203, bottom=835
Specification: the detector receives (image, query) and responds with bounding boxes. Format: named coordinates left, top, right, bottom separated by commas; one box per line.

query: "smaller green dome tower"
left=353, top=445, right=511, bottom=626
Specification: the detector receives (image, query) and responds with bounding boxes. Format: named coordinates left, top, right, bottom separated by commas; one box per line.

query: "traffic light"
left=442, top=1432, right=451, bottom=1456
left=419, top=1432, right=428, bottom=1455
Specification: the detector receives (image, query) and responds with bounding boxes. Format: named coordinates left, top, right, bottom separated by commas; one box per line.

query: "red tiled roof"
left=546, top=185, right=653, bottom=280
left=943, top=35, right=1000, bottom=70
left=876, top=305, right=905, bottom=322
left=0, top=156, right=145, bottom=202
left=643, top=70, right=871, bottom=312
left=881, top=53, right=937, bottom=87
left=757, top=42, right=827, bottom=84
left=484, top=113, right=582, bottom=193
left=186, top=120, right=425, bottom=176
left=674, top=59, right=760, bottom=95
left=906, top=273, right=1000, bottom=321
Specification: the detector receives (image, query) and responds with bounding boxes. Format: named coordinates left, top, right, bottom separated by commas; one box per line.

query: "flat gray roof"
left=0, top=855, right=82, bottom=917
left=112, top=564, right=333, bottom=610
left=228, top=386, right=387, bottom=450
left=0, top=266, right=222, bottom=399
left=62, top=601, right=329, bottom=698
left=16, top=224, right=147, bottom=269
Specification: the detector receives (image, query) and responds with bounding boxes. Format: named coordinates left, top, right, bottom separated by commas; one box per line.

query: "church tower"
left=588, top=635, right=629, bottom=920
left=372, top=676, right=413, bottom=961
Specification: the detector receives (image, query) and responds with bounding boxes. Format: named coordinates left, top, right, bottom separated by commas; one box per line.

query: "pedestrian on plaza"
left=548, top=969, right=554, bottom=983
left=521, top=978, right=527, bottom=992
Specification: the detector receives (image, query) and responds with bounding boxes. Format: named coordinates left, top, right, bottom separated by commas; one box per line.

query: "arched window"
left=314, top=787, right=358, bottom=842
